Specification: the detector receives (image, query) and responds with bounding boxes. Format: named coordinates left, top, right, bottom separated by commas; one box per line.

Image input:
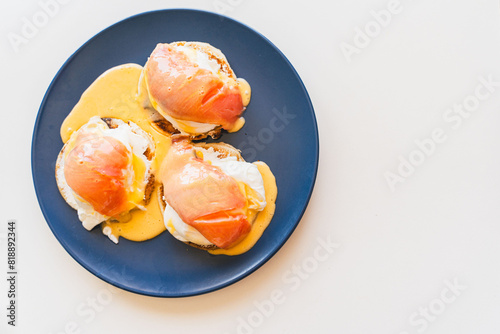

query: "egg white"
left=175, top=45, right=221, bottom=75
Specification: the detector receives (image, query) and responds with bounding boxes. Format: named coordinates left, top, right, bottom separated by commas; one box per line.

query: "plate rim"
left=31, top=8, right=319, bottom=298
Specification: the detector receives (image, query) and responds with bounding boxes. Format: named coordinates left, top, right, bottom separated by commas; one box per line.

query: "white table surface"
left=2, top=0, right=500, bottom=333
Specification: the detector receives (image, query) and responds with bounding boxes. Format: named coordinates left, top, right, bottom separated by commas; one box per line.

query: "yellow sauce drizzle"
left=237, top=78, right=251, bottom=107
left=228, top=117, right=246, bottom=133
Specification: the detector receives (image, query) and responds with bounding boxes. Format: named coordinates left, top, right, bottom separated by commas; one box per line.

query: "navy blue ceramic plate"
left=32, top=9, right=318, bottom=297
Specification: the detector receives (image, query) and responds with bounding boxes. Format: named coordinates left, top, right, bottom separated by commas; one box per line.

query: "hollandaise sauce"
left=60, top=64, right=169, bottom=242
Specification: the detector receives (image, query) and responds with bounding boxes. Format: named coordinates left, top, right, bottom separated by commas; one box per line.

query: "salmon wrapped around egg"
left=55, top=116, right=155, bottom=233
left=138, top=42, right=251, bottom=139
left=158, top=137, right=276, bottom=253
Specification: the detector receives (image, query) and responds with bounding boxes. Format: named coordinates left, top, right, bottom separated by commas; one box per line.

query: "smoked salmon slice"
left=160, top=139, right=251, bottom=249
left=145, top=43, right=245, bottom=130
left=64, top=133, right=132, bottom=217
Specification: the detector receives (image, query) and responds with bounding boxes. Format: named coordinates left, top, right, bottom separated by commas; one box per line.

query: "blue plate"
left=32, top=9, right=318, bottom=297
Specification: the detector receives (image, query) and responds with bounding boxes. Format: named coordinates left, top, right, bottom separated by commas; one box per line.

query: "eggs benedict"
left=56, top=116, right=155, bottom=231
left=139, top=42, right=251, bottom=139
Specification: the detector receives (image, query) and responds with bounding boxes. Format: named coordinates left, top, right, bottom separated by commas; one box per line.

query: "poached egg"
left=139, top=42, right=251, bottom=137
left=163, top=145, right=266, bottom=247
left=56, top=116, right=155, bottom=234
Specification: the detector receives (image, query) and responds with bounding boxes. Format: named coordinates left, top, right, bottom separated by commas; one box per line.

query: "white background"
left=2, top=0, right=500, bottom=333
